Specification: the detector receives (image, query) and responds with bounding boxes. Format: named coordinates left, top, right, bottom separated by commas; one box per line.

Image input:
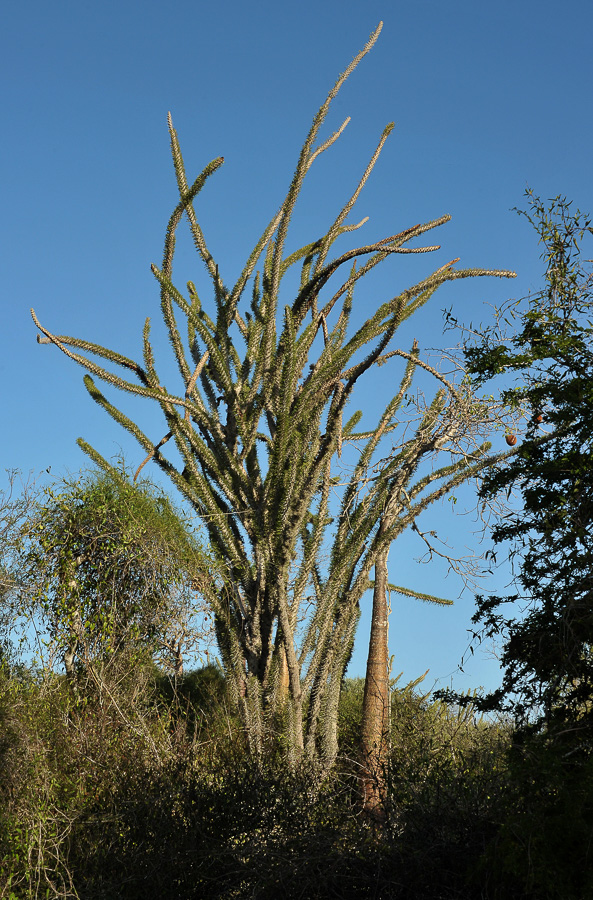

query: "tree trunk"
left=360, top=538, right=390, bottom=822
left=278, top=646, right=290, bottom=696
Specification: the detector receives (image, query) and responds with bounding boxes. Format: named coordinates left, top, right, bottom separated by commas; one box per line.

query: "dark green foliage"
left=153, top=662, right=234, bottom=742
left=484, top=739, right=593, bottom=900
left=4, top=653, right=586, bottom=900
left=435, top=193, right=593, bottom=900
left=156, top=662, right=227, bottom=711
left=461, top=193, right=593, bottom=743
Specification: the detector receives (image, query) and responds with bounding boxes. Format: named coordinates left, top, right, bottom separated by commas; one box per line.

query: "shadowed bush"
left=10, top=669, right=579, bottom=900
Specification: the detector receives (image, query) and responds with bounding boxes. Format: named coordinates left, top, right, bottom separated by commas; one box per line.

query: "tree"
left=20, top=468, right=215, bottom=689
left=454, top=191, right=593, bottom=900
left=460, top=191, right=593, bottom=747
left=360, top=537, right=390, bottom=820
left=32, top=22, right=516, bottom=769
left=0, top=471, right=39, bottom=666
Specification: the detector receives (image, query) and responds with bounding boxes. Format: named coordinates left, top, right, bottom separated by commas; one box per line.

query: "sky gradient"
left=3, top=0, right=593, bottom=693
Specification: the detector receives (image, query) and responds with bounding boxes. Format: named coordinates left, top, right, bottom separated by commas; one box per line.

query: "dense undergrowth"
left=1, top=659, right=591, bottom=900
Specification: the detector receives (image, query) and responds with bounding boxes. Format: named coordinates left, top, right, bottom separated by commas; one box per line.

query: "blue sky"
left=3, top=0, right=593, bottom=693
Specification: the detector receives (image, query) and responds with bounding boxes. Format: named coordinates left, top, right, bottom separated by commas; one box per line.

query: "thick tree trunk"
left=360, top=539, right=390, bottom=822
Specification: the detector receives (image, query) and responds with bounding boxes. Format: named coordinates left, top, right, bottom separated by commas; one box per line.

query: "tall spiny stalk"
left=33, top=22, right=517, bottom=765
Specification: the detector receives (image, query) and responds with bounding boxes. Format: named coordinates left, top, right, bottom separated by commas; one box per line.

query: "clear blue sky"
left=3, top=0, right=592, bottom=693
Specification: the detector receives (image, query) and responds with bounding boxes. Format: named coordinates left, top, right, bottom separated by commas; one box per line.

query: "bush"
left=0, top=668, right=522, bottom=900
left=484, top=738, right=593, bottom=900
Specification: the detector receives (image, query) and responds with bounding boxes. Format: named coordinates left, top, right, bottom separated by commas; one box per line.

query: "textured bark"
left=360, top=537, right=390, bottom=821
left=278, top=646, right=290, bottom=695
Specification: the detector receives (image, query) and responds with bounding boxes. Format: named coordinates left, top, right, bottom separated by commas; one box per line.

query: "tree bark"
left=278, top=646, right=290, bottom=696
left=360, top=535, right=390, bottom=822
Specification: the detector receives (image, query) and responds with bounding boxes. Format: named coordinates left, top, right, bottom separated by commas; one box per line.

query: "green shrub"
left=483, top=739, right=593, bottom=900
left=0, top=667, right=521, bottom=900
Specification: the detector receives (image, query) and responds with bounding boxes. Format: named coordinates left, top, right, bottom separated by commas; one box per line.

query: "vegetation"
left=31, top=23, right=515, bottom=795
left=0, top=649, right=512, bottom=900
left=444, top=192, right=593, bottom=897
left=2, top=468, right=215, bottom=683
left=3, top=187, right=593, bottom=894
left=3, top=22, right=592, bottom=900
left=463, top=191, right=593, bottom=739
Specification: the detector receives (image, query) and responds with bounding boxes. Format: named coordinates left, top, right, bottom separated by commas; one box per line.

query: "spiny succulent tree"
left=32, top=23, right=516, bottom=766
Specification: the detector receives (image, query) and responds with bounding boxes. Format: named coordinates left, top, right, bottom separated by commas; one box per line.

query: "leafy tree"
left=32, top=22, right=515, bottom=769
left=20, top=468, right=215, bottom=687
left=0, top=471, right=40, bottom=666
left=460, top=191, right=593, bottom=746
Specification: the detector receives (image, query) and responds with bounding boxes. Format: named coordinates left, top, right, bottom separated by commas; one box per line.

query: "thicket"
left=1, top=656, right=514, bottom=900
left=0, top=465, right=517, bottom=899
